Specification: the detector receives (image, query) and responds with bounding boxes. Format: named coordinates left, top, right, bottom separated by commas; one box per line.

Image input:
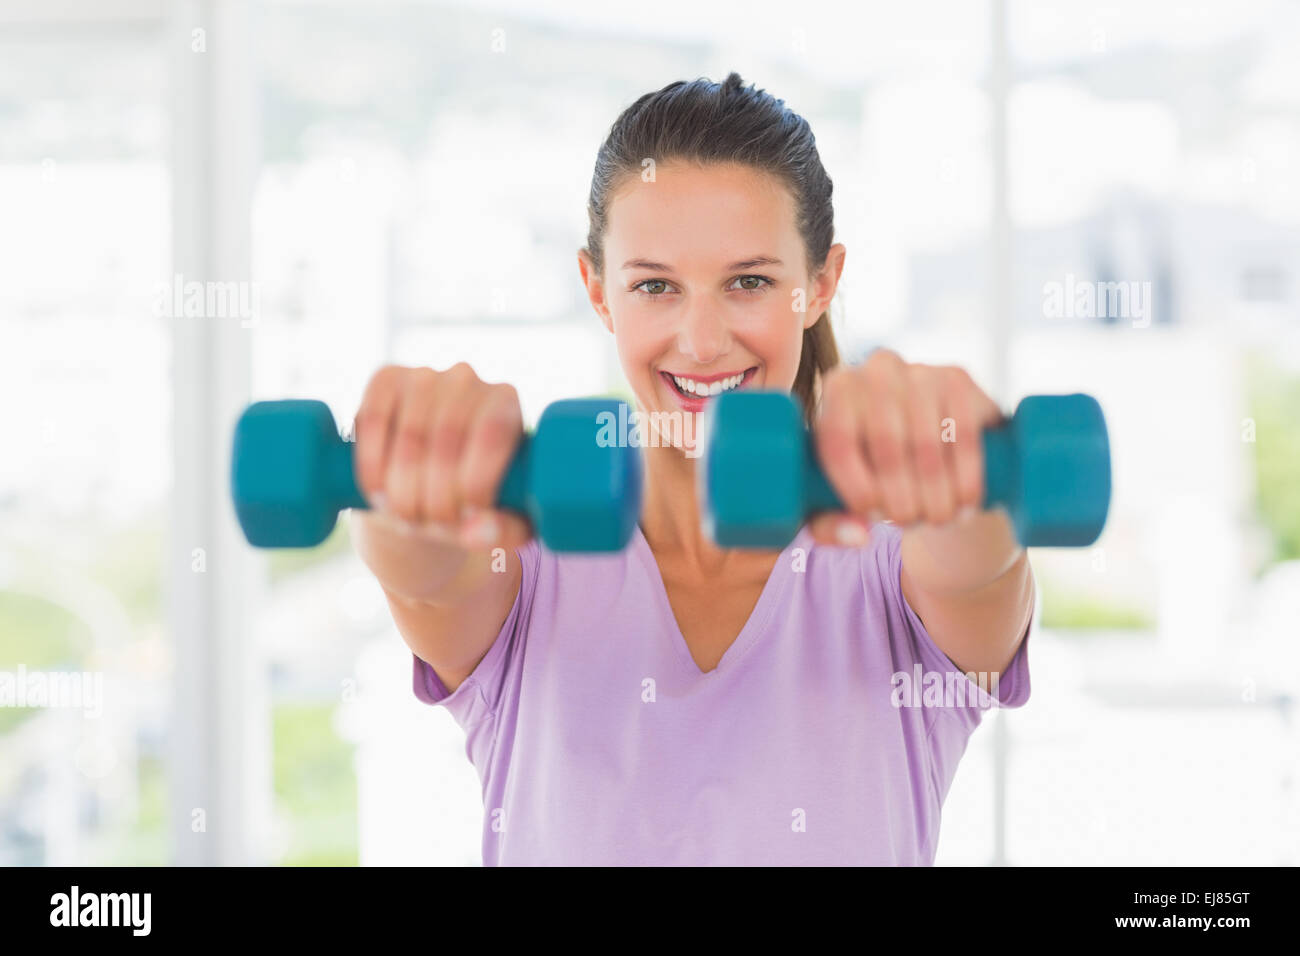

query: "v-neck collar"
left=632, top=522, right=812, bottom=677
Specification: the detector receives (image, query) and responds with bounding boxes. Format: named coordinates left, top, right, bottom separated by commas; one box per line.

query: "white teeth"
left=671, top=372, right=746, bottom=397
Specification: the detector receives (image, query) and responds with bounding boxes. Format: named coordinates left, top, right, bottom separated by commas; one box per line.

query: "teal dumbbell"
left=699, top=390, right=1110, bottom=548
left=231, top=397, right=642, bottom=552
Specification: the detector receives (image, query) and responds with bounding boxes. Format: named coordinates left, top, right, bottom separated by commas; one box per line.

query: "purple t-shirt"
left=412, top=518, right=1032, bottom=865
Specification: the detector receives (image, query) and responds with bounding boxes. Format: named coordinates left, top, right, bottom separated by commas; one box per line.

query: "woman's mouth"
left=658, top=367, right=759, bottom=411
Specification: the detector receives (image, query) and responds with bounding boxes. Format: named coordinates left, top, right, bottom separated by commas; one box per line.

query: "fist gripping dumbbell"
left=231, top=397, right=643, bottom=552
left=699, top=390, right=1111, bottom=548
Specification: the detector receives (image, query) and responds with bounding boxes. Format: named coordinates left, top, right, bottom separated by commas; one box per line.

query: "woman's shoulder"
left=796, top=519, right=902, bottom=576
left=784, top=521, right=908, bottom=628
left=521, top=525, right=645, bottom=592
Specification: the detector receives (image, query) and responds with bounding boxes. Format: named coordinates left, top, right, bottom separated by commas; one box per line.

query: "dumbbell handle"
left=317, top=429, right=368, bottom=511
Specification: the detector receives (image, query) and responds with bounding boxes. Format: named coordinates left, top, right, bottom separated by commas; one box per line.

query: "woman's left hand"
left=807, top=348, right=1007, bottom=547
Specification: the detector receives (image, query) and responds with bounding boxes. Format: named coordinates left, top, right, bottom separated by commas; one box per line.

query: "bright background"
left=1, top=0, right=1298, bottom=865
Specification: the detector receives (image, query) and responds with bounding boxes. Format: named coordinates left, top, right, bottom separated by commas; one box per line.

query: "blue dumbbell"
left=231, top=397, right=642, bottom=552
left=699, top=390, right=1110, bottom=548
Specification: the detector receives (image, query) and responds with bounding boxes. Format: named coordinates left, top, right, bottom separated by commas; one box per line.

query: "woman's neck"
left=638, top=440, right=769, bottom=575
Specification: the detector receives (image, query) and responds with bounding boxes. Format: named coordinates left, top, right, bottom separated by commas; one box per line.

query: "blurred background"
left=1, top=0, right=1297, bottom=866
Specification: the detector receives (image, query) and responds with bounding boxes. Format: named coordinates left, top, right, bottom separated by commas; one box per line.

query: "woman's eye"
left=631, top=275, right=773, bottom=298
left=633, top=279, right=670, bottom=296
left=732, top=275, right=773, bottom=294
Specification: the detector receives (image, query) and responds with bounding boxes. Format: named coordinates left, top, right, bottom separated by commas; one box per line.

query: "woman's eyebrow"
left=620, top=255, right=784, bottom=272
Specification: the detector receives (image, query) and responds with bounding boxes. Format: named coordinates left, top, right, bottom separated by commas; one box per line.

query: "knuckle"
left=912, top=437, right=945, bottom=477
left=865, top=421, right=901, bottom=470
left=354, top=409, right=387, bottom=445
left=894, top=501, right=920, bottom=525
left=369, top=364, right=404, bottom=392
left=430, top=419, right=468, bottom=460
left=359, top=367, right=401, bottom=413
left=818, top=434, right=857, bottom=471
left=839, top=476, right=874, bottom=513
left=816, top=407, right=854, bottom=441
left=941, top=365, right=969, bottom=399
left=444, top=360, right=477, bottom=383
left=384, top=484, right=418, bottom=521
left=914, top=364, right=943, bottom=393
left=394, top=424, right=428, bottom=459
left=863, top=364, right=895, bottom=401
left=475, top=409, right=521, bottom=445
left=421, top=479, right=456, bottom=520
left=483, top=387, right=523, bottom=424
left=949, top=414, right=974, bottom=447
left=458, top=466, right=498, bottom=506
left=827, top=363, right=861, bottom=392
left=491, top=381, right=521, bottom=410
left=816, top=419, right=857, bottom=461
left=398, top=368, right=437, bottom=404
left=865, top=346, right=900, bottom=372
left=462, top=418, right=521, bottom=497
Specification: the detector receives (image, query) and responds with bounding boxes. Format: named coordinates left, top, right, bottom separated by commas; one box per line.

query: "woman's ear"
left=804, top=242, right=846, bottom=329
left=577, top=248, right=615, bottom=334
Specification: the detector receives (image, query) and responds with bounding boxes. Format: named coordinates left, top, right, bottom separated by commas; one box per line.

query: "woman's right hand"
left=352, top=362, right=532, bottom=552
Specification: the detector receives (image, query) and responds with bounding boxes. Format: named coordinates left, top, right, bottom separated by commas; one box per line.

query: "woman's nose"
left=676, top=303, right=730, bottom=364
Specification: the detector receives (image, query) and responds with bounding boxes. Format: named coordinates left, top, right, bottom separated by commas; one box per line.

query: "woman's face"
left=579, top=161, right=843, bottom=451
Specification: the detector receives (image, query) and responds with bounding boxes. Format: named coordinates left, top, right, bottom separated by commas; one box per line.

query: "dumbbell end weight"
left=986, top=393, right=1111, bottom=547
left=231, top=400, right=369, bottom=548
left=526, top=398, right=644, bottom=552
left=698, top=391, right=808, bottom=548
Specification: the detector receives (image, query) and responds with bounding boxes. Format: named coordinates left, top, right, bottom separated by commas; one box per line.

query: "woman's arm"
left=350, top=363, right=532, bottom=693
left=352, top=510, right=522, bottom=693
left=899, top=509, right=1035, bottom=677
left=807, top=348, right=1037, bottom=677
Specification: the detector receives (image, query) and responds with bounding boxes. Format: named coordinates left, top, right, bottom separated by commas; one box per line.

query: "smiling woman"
left=580, top=186, right=840, bottom=459
left=354, top=71, right=1034, bottom=866
left=579, top=73, right=841, bottom=433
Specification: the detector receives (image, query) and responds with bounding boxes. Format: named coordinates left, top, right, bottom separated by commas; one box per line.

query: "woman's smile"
left=658, top=366, right=759, bottom=411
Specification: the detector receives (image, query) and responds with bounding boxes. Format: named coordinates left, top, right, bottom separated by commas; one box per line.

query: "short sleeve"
left=871, top=520, right=1033, bottom=734
left=411, top=536, right=541, bottom=734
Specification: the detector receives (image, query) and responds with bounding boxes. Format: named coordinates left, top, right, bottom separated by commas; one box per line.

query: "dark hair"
left=583, top=71, right=840, bottom=426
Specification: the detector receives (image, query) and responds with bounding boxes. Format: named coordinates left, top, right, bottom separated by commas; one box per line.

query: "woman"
left=351, top=72, right=1035, bottom=865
